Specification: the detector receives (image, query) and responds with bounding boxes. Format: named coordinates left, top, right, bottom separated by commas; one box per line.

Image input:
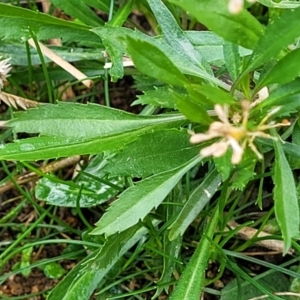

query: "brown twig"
left=28, top=39, right=93, bottom=88
left=226, top=220, right=294, bottom=255
left=0, top=156, right=81, bottom=194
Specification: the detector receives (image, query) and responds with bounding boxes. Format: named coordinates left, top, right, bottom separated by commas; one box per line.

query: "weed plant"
left=1, top=0, right=300, bottom=299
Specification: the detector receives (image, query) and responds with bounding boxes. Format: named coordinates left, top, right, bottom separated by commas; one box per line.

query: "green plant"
left=1, top=0, right=300, bottom=299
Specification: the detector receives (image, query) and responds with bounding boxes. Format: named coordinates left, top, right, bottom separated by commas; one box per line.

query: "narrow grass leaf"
left=47, top=224, right=150, bottom=300
left=0, top=3, right=100, bottom=46
left=168, top=0, right=263, bottom=49
left=84, top=0, right=110, bottom=11
left=169, top=168, right=222, bottom=240
left=50, top=0, right=103, bottom=26
left=273, top=139, right=299, bottom=254
left=108, top=0, right=134, bottom=27
left=91, top=156, right=201, bottom=236
left=170, top=204, right=219, bottom=299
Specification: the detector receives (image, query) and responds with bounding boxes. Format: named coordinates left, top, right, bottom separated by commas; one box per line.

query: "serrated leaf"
left=132, top=87, right=176, bottom=108
left=223, top=41, right=241, bottom=81
left=170, top=205, right=219, bottom=300
left=8, top=102, right=186, bottom=139
left=0, top=126, right=163, bottom=161
left=245, top=7, right=300, bottom=73
left=214, top=151, right=232, bottom=181
left=101, top=129, right=201, bottom=177
left=256, top=48, right=300, bottom=90
left=273, top=139, right=299, bottom=254
left=91, top=25, right=227, bottom=87
left=169, top=168, right=222, bottom=240
left=168, top=0, right=263, bottom=49
left=0, top=3, right=100, bottom=46
left=125, top=36, right=188, bottom=87
left=147, top=0, right=212, bottom=75
left=36, top=155, right=123, bottom=207
left=48, top=223, right=151, bottom=300
left=230, top=167, right=255, bottom=190
left=91, top=156, right=201, bottom=236
left=50, top=0, right=103, bottom=26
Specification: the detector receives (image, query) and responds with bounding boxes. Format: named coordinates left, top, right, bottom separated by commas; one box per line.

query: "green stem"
left=170, top=203, right=220, bottom=299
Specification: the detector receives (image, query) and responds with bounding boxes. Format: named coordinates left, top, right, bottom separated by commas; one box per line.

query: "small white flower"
left=0, top=57, right=11, bottom=90
left=228, top=0, right=244, bottom=14
left=228, top=0, right=256, bottom=14
left=190, top=101, right=290, bottom=164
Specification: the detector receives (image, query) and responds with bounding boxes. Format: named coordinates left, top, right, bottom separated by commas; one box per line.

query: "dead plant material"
left=0, top=92, right=38, bottom=110
left=226, top=220, right=294, bottom=255
left=28, top=38, right=93, bottom=88
left=0, top=156, right=81, bottom=194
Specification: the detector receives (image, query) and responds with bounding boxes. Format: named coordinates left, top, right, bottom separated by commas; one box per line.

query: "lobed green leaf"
left=101, top=129, right=201, bottom=178
left=91, top=156, right=201, bottom=236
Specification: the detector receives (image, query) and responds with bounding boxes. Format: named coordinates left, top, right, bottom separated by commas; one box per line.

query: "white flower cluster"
left=0, top=57, right=11, bottom=90
left=190, top=101, right=290, bottom=164
left=0, top=57, right=38, bottom=110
